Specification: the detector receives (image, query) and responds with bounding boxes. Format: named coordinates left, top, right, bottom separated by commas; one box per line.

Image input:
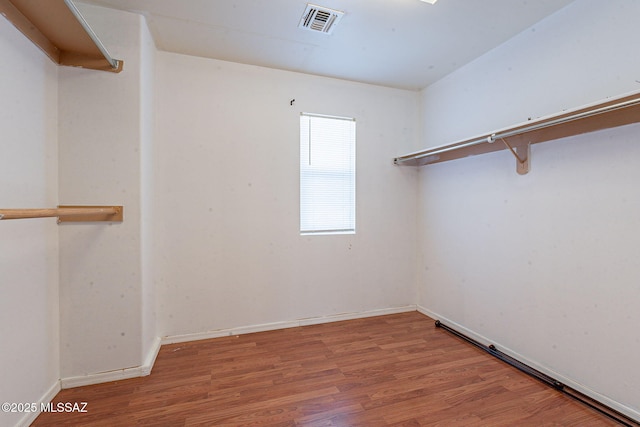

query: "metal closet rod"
left=394, top=94, right=640, bottom=164
left=0, top=206, right=123, bottom=222
left=63, top=0, right=120, bottom=70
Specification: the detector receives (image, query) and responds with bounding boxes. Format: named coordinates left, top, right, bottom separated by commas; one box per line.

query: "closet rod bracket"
left=499, top=138, right=530, bottom=175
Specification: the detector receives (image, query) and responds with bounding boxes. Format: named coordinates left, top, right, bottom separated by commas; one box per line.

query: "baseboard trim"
left=61, top=336, right=162, bottom=389
left=16, top=380, right=60, bottom=427
left=58, top=308, right=417, bottom=389
left=141, top=336, right=162, bottom=376
left=162, top=305, right=417, bottom=345
left=416, top=305, right=640, bottom=423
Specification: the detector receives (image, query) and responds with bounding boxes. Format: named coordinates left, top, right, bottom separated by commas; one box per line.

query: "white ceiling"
left=80, top=0, right=575, bottom=90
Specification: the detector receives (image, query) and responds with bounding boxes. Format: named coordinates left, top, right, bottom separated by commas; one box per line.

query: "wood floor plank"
left=32, top=312, right=624, bottom=426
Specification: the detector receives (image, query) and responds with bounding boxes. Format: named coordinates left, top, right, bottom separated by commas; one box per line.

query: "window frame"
left=299, top=112, right=356, bottom=236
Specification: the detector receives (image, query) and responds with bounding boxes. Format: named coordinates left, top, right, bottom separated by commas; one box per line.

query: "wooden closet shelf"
left=0, top=0, right=123, bottom=72
left=0, top=206, right=123, bottom=223
left=394, top=91, right=640, bottom=174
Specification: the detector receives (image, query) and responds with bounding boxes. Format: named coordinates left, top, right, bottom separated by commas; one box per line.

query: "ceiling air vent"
left=298, top=4, right=344, bottom=35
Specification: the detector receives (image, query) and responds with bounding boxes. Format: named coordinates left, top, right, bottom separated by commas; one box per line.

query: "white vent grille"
left=298, top=4, right=344, bottom=34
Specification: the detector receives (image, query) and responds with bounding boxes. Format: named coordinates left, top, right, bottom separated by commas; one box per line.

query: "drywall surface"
left=0, top=16, right=59, bottom=427
left=418, top=0, right=640, bottom=418
left=57, top=5, right=155, bottom=379
left=139, top=14, right=158, bottom=370
left=154, top=52, right=419, bottom=338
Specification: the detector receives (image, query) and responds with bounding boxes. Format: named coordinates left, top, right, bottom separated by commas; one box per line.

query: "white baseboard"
left=58, top=307, right=418, bottom=389
left=60, top=336, right=161, bottom=389
left=417, top=305, right=640, bottom=423
left=16, top=380, right=60, bottom=427
left=141, top=336, right=162, bottom=376
left=162, top=305, right=417, bottom=345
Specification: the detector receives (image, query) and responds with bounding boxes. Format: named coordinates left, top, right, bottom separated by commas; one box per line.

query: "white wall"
left=139, top=13, right=158, bottom=372
left=58, top=4, right=157, bottom=380
left=0, top=17, right=60, bottom=427
left=418, top=0, right=640, bottom=418
left=154, top=53, right=419, bottom=338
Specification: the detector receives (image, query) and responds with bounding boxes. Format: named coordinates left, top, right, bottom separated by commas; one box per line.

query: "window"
left=300, top=113, right=356, bottom=235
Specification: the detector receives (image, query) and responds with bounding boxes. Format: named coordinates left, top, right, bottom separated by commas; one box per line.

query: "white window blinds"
left=300, top=113, right=356, bottom=235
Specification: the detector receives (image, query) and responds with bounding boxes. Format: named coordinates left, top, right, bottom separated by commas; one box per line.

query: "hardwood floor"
left=33, top=312, right=621, bottom=426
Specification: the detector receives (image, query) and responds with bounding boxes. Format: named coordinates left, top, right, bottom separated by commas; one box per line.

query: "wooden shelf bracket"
left=0, top=206, right=123, bottom=223
left=493, top=136, right=530, bottom=175
left=394, top=91, right=640, bottom=174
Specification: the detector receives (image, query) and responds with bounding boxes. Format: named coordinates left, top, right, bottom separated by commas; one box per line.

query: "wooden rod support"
left=0, top=206, right=123, bottom=223
left=501, top=138, right=530, bottom=175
